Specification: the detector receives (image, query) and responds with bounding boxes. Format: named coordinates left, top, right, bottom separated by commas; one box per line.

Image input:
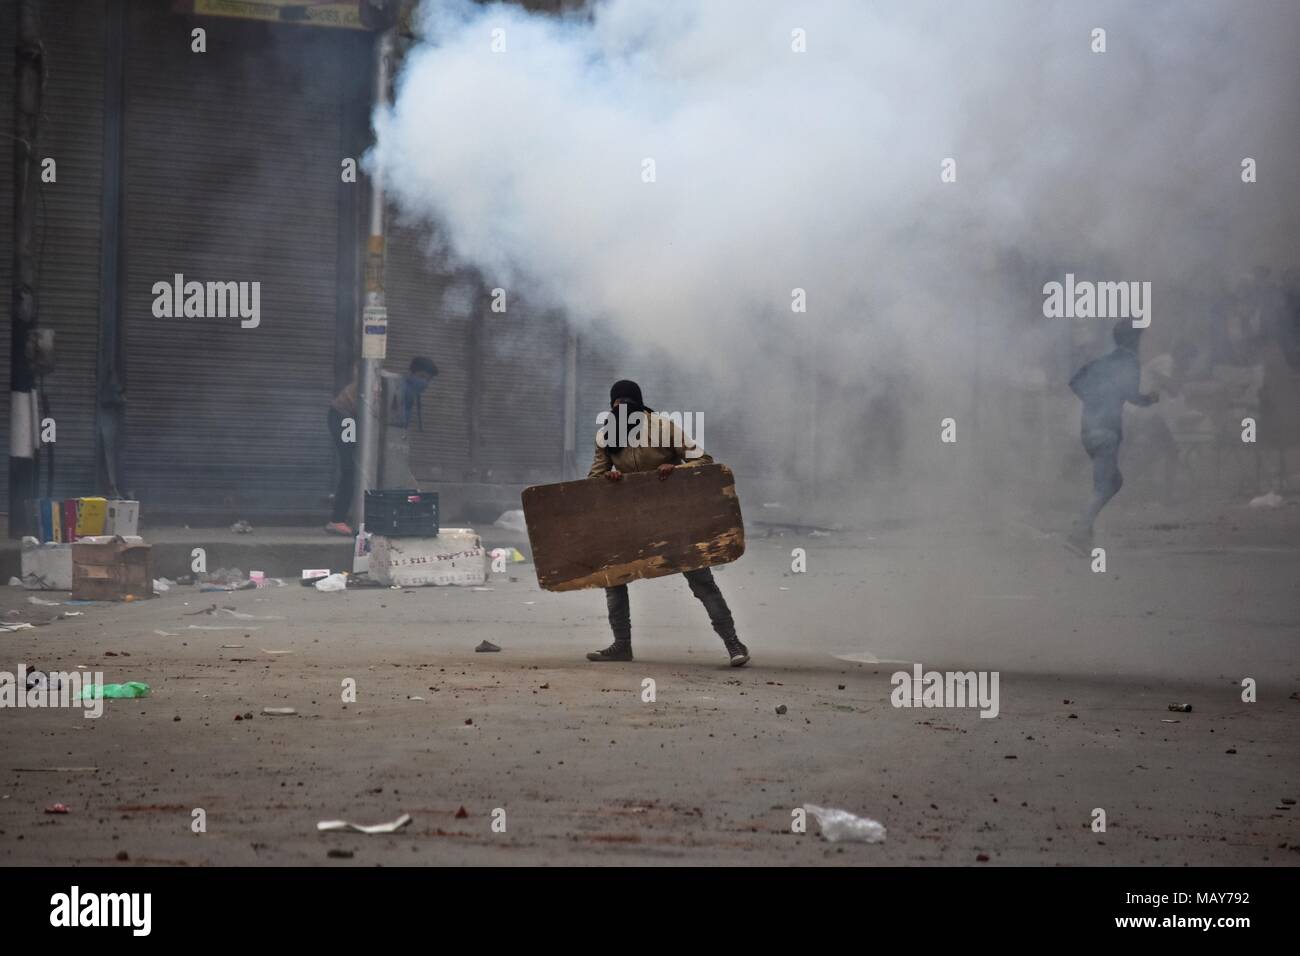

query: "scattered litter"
left=809, top=529, right=831, bottom=537
left=27, top=596, right=61, bottom=606
left=523, top=601, right=535, bottom=605
left=775, top=704, right=788, bottom=715
left=803, top=804, right=886, bottom=844
left=187, top=625, right=259, bottom=631
left=828, top=652, right=907, bottom=665
left=475, top=640, right=501, bottom=653
left=215, top=607, right=283, bottom=621
left=259, top=648, right=294, bottom=656
left=493, top=510, right=527, bottom=534
left=1168, top=703, right=1193, bottom=713
left=1248, top=491, right=1283, bottom=509
left=470, top=587, right=494, bottom=592
left=0, top=623, right=35, bottom=632
left=8, top=577, right=21, bottom=587
left=26, top=670, right=62, bottom=691
left=152, top=577, right=175, bottom=593
left=409, top=696, right=425, bottom=701
left=761, top=502, right=783, bottom=509
left=44, top=803, right=71, bottom=815
left=1161, top=719, right=1180, bottom=723
left=153, top=630, right=178, bottom=637
left=327, top=849, right=354, bottom=859
left=230, top=520, right=254, bottom=533
left=262, top=707, right=296, bottom=716
left=455, top=806, right=468, bottom=819
left=198, top=567, right=247, bottom=587
left=220, top=644, right=244, bottom=649
left=301, top=569, right=331, bottom=585
left=317, top=813, right=411, bottom=834
left=314, top=573, right=348, bottom=592
left=61, top=611, right=84, bottom=618
left=778, top=586, right=790, bottom=591
left=80, top=682, right=150, bottom=700
left=249, top=570, right=265, bottom=586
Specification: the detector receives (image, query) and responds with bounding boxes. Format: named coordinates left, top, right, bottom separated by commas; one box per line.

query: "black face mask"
left=601, top=401, right=653, bottom=453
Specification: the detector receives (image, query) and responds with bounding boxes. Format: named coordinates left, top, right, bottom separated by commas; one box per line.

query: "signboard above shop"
left=171, top=0, right=409, bottom=31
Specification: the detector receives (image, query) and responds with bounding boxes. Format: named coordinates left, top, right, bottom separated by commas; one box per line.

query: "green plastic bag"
left=79, top=681, right=151, bottom=700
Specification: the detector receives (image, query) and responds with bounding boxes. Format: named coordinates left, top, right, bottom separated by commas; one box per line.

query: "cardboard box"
left=105, top=499, right=140, bottom=536
left=369, top=529, right=486, bottom=587
left=72, top=535, right=152, bottom=601
left=21, top=539, right=73, bottom=590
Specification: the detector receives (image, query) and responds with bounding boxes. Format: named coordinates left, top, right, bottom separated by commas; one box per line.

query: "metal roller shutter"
left=0, top=0, right=106, bottom=513
left=383, top=217, right=475, bottom=482
left=120, top=3, right=358, bottom=521
left=474, top=294, right=567, bottom=483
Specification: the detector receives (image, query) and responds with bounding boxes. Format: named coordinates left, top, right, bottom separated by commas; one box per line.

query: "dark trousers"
left=328, top=408, right=355, bottom=524
left=605, top=567, right=736, bottom=644
left=1081, top=427, right=1122, bottom=530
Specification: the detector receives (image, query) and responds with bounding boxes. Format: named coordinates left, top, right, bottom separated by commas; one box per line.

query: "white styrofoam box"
left=369, top=529, right=486, bottom=587
left=21, top=540, right=73, bottom=590
left=105, top=500, right=140, bottom=536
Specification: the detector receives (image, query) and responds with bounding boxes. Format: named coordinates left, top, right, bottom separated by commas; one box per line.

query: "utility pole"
left=9, top=0, right=43, bottom=538
left=351, top=28, right=396, bottom=531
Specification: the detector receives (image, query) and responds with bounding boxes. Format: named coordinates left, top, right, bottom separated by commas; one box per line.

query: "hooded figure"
left=584, top=380, right=749, bottom=667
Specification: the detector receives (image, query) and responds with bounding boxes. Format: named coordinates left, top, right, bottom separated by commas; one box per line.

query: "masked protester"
left=400, top=356, right=439, bottom=430
left=325, top=356, right=437, bottom=536
left=585, top=380, right=750, bottom=666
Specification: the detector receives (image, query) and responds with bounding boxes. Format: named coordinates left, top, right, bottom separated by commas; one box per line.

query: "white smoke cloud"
left=371, top=0, right=1300, bottom=505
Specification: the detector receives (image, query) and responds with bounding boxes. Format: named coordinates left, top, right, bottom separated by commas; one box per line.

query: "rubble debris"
left=317, top=813, right=412, bottom=834
left=327, top=849, right=354, bottom=859
left=803, top=804, right=886, bottom=843
left=475, top=640, right=501, bottom=653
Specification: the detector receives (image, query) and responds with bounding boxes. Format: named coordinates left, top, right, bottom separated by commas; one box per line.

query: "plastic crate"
left=364, top=490, right=439, bottom=537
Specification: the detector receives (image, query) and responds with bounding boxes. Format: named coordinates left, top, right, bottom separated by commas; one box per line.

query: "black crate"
left=364, top=490, right=439, bottom=537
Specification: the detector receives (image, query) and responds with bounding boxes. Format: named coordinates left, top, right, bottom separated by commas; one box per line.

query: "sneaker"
left=723, top=637, right=750, bottom=667
left=324, top=521, right=354, bottom=536
left=586, top=642, right=633, bottom=662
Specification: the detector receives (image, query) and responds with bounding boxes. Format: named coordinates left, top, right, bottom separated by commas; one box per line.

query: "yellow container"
left=75, top=497, right=109, bottom=537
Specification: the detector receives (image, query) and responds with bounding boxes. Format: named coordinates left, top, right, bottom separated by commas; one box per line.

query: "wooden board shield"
left=521, top=463, right=745, bottom=592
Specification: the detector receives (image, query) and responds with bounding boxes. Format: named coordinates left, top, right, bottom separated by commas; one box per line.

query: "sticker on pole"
left=362, top=305, right=388, bottom=359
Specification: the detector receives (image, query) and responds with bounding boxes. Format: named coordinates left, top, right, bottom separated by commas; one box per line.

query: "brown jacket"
left=587, top=412, right=713, bottom=477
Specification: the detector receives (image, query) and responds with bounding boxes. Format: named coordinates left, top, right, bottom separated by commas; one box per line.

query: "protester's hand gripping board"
left=521, top=463, right=745, bottom=592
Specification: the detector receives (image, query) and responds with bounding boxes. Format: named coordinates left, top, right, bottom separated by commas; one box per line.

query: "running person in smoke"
left=1066, top=321, right=1159, bottom=553
left=585, top=380, right=749, bottom=666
